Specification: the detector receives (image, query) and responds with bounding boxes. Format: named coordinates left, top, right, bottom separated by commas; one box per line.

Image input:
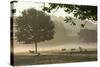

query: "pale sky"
left=13, top=1, right=97, bottom=24
left=14, top=1, right=74, bottom=18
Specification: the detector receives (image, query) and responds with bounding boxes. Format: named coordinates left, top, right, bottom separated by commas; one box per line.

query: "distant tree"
left=43, top=3, right=97, bottom=27
left=15, top=8, right=55, bottom=54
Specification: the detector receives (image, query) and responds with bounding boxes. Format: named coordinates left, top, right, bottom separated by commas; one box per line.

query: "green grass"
left=13, top=51, right=97, bottom=66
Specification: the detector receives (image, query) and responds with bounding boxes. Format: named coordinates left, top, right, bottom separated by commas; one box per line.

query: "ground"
left=13, top=50, right=97, bottom=66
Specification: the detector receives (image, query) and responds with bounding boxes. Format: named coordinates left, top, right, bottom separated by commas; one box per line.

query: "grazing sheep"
left=61, top=48, right=66, bottom=51
left=29, top=50, right=34, bottom=53
left=71, top=48, right=76, bottom=52
left=84, top=49, right=88, bottom=52
left=78, top=46, right=83, bottom=52
left=29, top=50, right=41, bottom=56
left=38, top=53, right=40, bottom=56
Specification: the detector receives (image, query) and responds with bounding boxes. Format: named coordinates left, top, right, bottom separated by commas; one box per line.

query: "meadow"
left=14, top=50, right=97, bottom=66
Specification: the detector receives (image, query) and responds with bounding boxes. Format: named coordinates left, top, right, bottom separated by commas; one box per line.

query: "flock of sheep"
left=29, top=46, right=88, bottom=56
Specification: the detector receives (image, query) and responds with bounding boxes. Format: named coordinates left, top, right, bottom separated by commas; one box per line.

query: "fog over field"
left=14, top=16, right=97, bottom=53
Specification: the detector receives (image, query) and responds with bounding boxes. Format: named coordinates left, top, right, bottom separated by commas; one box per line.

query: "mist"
left=14, top=16, right=97, bottom=53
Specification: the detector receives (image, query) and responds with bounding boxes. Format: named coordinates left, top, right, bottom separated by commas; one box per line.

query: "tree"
left=43, top=3, right=97, bottom=21
left=43, top=3, right=97, bottom=27
left=15, top=8, right=55, bottom=54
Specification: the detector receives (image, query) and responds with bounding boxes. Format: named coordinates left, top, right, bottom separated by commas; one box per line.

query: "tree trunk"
left=34, top=41, right=38, bottom=54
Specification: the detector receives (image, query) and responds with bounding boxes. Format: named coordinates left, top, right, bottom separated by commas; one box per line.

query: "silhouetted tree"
left=43, top=3, right=97, bottom=27
left=43, top=3, right=97, bottom=21
left=15, top=8, right=55, bottom=54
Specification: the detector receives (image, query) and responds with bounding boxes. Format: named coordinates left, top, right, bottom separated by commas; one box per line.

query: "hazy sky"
left=14, top=1, right=74, bottom=17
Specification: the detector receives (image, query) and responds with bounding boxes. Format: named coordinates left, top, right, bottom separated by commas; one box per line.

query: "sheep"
left=71, top=48, right=76, bottom=52
left=29, top=50, right=34, bottom=53
left=61, top=48, right=66, bottom=51
left=78, top=46, right=83, bottom=53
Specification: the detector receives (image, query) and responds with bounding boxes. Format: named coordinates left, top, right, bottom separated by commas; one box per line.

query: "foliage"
left=15, top=8, right=55, bottom=53
left=15, top=8, right=55, bottom=44
left=43, top=3, right=97, bottom=21
left=43, top=3, right=97, bottom=28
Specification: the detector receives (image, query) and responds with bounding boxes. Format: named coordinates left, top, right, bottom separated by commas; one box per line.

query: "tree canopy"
left=43, top=3, right=97, bottom=21
left=43, top=3, right=97, bottom=28
left=15, top=8, right=55, bottom=53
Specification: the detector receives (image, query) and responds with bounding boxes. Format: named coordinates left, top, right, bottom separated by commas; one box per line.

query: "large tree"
left=15, top=8, right=55, bottom=53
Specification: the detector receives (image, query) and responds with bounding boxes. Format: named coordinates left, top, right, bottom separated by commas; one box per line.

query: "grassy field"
left=13, top=51, right=97, bottom=66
